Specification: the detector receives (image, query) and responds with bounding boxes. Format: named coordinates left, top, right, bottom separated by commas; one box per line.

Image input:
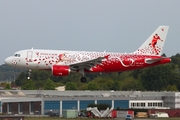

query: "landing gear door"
left=27, top=51, right=33, bottom=62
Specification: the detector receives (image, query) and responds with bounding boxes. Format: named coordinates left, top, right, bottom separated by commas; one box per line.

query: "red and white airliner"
left=5, top=26, right=171, bottom=82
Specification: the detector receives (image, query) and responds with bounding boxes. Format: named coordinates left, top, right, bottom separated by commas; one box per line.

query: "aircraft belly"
left=87, top=61, right=129, bottom=73
left=87, top=59, right=146, bottom=73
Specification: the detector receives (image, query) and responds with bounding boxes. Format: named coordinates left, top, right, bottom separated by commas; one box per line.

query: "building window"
left=148, top=103, right=152, bottom=106
left=158, top=102, right=163, bottom=106
left=153, top=103, right=157, bottom=106
left=9, top=103, right=12, bottom=112
left=141, top=103, right=145, bottom=107
left=131, top=103, right=134, bottom=107
left=134, top=103, right=137, bottom=107
left=20, top=102, right=23, bottom=112
left=31, top=102, right=34, bottom=113
left=137, top=103, right=141, bottom=107
left=132, top=103, right=136, bottom=107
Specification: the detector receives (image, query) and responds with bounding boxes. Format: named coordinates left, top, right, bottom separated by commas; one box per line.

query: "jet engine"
left=52, top=65, right=70, bottom=76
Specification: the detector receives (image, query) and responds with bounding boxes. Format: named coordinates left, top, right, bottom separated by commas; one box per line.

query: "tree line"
left=1, top=53, right=180, bottom=91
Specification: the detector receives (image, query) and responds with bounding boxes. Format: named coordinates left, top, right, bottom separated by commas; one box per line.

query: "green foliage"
left=34, top=80, right=45, bottom=90
left=139, top=63, right=180, bottom=91
left=21, top=79, right=35, bottom=90
left=44, top=78, right=55, bottom=90
left=0, top=64, right=25, bottom=82
left=15, top=72, right=27, bottom=86
left=120, top=77, right=144, bottom=91
left=4, top=83, right=11, bottom=90
left=87, top=81, right=99, bottom=90
left=166, top=85, right=178, bottom=91
left=65, top=82, right=77, bottom=90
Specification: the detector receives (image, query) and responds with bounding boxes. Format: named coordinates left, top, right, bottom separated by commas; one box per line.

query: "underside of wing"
left=69, top=55, right=109, bottom=71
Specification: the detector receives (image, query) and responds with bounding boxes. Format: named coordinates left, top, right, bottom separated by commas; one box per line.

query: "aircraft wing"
left=69, top=55, right=109, bottom=71
left=145, top=57, right=166, bottom=64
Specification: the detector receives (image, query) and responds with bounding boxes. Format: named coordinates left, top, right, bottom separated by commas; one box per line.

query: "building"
left=0, top=90, right=179, bottom=116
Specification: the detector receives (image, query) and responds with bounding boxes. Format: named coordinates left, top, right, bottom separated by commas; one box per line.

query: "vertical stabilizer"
left=134, top=26, right=169, bottom=55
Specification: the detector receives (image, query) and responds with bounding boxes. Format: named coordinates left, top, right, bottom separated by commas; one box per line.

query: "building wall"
left=163, top=93, right=176, bottom=109
left=0, top=102, right=1, bottom=113
left=129, top=100, right=163, bottom=109
left=1, top=102, right=41, bottom=115
left=62, top=101, right=77, bottom=110
left=44, top=101, right=60, bottom=114
left=114, top=100, right=129, bottom=109
left=2, top=91, right=180, bottom=115
left=175, top=93, right=180, bottom=109
left=97, top=100, right=112, bottom=107
left=2, top=103, right=7, bottom=113
left=80, top=100, right=94, bottom=110
left=32, top=101, right=41, bottom=114
left=22, top=102, right=29, bottom=114
left=11, top=102, right=18, bottom=114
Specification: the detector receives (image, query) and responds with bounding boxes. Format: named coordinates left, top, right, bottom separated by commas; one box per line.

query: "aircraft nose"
left=4, top=57, right=12, bottom=65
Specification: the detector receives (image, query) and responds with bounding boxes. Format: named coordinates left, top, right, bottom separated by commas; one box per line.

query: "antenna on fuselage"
left=31, top=47, right=34, bottom=50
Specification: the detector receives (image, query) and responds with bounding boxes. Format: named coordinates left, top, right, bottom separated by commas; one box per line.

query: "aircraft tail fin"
left=134, top=26, right=169, bottom=55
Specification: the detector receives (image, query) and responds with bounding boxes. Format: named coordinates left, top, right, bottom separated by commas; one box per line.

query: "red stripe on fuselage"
left=85, top=56, right=171, bottom=73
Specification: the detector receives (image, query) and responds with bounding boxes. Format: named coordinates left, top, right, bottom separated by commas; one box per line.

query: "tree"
left=44, top=78, right=55, bottom=90
left=34, top=80, right=45, bottom=90
left=166, top=85, right=178, bottom=91
left=87, top=81, right=99, bottom=90
left=15, top=72, right=27, bottom=86
left=111, top=81, right=121, bottom=90
left=65, top=82, right=77, bottom=90
left=120, top=77, right=144, bottom=91
left=21, top=80, right=35, bottom=90
left=4, top=83, right=11, bottom=90
left=142, top=64, right=180, bottom=91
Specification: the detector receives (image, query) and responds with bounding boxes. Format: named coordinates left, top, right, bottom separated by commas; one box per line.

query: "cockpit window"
left=14, top=54, right=20, bottom=57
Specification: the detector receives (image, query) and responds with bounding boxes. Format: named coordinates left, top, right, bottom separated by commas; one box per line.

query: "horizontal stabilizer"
left=145, top=57, right=166, bottom=64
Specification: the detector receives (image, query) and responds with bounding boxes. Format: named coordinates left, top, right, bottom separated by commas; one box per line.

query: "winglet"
left=134, top=26, right=169, bottom=55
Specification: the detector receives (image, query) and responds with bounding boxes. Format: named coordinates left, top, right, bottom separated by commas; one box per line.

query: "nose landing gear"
left=27, top=69, right=32, bottom=79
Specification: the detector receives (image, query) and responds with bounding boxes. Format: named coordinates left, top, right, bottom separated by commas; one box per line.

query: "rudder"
left=134, top=26, right=169, bottom=55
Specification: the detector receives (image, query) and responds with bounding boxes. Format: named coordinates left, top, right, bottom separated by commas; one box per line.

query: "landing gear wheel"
left=80, top=77, right=87, bottom=83
left=27, top=69, right=32, bottom=80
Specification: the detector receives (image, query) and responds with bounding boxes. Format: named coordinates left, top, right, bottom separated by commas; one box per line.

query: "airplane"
left=4, top=26, right=171, bottom=83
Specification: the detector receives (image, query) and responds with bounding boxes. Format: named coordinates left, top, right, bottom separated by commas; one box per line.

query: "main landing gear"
left=80, top=77, right=87, bottom=83
left=79, top=69, right=87, bottom=83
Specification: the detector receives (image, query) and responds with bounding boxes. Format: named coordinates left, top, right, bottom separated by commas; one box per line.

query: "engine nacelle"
left=52, top=65, right=70, bottom=76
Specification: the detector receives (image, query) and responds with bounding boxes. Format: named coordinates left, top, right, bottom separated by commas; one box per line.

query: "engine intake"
left=52, top=65, right=70, bottom=76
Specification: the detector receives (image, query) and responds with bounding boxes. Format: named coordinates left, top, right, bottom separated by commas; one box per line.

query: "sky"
left=0, top=0, right=180, bottom=65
